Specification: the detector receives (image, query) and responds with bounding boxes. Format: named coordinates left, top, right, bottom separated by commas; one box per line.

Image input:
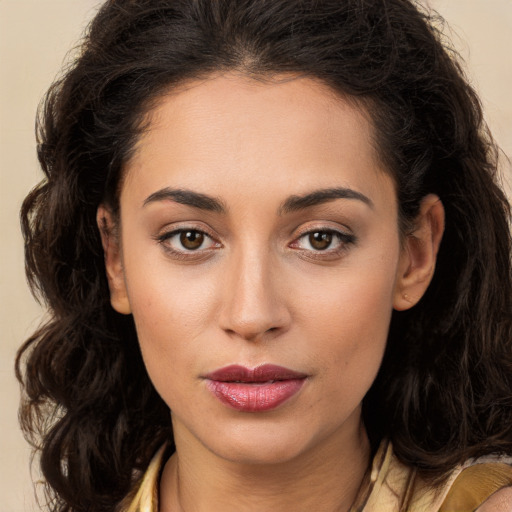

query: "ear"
left=96, top=205, right=131, bottom=315
left=393, top=194, right=445, bottom=311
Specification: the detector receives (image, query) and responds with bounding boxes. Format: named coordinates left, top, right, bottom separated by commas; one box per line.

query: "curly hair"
left=17, top=0, right=512, bottom=510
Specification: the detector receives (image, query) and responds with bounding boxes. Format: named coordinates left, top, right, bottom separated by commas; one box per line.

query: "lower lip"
left=206, top=379, right=305, bottom=412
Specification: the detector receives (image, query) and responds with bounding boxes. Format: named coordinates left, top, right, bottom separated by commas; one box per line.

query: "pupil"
left=310, top=231, right=332, bottom=250
left=180, top=231, right=204, bottom=250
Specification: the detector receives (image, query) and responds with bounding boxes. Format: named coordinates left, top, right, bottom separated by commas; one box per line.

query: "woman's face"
left=104, top=73, right=412, bottom=464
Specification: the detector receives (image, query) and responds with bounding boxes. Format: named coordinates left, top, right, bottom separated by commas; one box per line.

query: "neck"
left=159, top=415, right=371, bottom=512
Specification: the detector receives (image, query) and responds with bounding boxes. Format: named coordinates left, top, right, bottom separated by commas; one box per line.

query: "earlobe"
left=96, top=205, right=132, bottom=315
left=393, top=194, right=445, bottom=311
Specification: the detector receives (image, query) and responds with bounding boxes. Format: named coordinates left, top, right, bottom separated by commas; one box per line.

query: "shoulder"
left=440, top=456, right=512, bottom=512
left=361, top=441, right=512, bottom=512
left=476, top=486, right=512, bottom=512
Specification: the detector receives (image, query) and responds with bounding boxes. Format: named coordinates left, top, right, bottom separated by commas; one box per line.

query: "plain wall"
left=1, top=1, right=511, bottom=510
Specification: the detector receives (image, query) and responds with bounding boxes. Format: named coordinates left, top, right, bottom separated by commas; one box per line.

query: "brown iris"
left=309, top=231, right=333, bottom=250
left=180, top=230, right=204, bottom=250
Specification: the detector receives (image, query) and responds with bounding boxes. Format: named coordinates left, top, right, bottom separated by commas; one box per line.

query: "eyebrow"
left=143, top=187, right=227, bottom=213
left=142, top=186, right=373, bottom=214
left=278, top=187, right=373, bottom=214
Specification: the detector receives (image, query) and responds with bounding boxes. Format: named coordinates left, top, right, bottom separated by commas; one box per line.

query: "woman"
left=16, top=0, right=512, bottom=511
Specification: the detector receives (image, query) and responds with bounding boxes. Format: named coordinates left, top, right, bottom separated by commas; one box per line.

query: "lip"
left=204, top=364, right=307, bottom=412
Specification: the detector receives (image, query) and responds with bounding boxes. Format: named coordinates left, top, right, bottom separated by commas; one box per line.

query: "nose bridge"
left=219, top=238, right=289, bottom=341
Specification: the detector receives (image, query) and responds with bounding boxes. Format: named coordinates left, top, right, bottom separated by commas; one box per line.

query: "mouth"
left=204, top=364, right=307, bottom=412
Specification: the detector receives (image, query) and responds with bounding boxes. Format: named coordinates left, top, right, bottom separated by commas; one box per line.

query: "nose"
left=218, top=247, right=291, bottom=342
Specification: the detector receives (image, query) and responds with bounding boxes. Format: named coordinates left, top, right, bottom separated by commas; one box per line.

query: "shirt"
left=121, top=440, right=512, bottom=511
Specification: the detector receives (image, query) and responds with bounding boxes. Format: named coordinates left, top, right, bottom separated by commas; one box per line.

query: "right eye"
left=158, top=228, right=220, bottom=255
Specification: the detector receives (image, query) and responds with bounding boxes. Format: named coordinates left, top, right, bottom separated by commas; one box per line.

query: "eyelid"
left=153, top=221, right=356, bottom=261
left=154, top=223, right=222, bottom=258
left=288, top=223, right=357, bottom=256
left=292, top=221, right=355, bottom=241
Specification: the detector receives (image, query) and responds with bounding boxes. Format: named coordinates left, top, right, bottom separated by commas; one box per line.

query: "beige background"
left=1, top=1, right=511, bottom=510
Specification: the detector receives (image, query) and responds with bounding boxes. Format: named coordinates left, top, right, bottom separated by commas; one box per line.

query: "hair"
left=16, top=0, right=512, bottom=510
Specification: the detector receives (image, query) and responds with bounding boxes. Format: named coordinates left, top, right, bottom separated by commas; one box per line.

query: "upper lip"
left=204, top=364, right=307, bottom=383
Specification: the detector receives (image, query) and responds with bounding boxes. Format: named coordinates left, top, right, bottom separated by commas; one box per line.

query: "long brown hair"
left=17, top=0, right=512, bottom=510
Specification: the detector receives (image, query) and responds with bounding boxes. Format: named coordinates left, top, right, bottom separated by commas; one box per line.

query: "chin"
left=199, top=418, right=327, bottom=467
left=214, top=437, right=309, bottom=466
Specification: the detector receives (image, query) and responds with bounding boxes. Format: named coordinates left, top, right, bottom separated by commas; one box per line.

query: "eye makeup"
left=153, top=221, right=357, bottom=264
left=154, top=223, right=222, bottom=261
left=289, top=226, right=357, bottom=262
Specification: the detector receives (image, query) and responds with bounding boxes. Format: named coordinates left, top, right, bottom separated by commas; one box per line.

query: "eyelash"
left=290, top=228, right=357, bottom=259
left=156, top=227, right=221, bottom=260
left=155, top=226, right=356, bottom=260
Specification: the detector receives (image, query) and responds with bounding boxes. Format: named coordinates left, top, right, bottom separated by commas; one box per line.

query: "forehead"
left=122, top=72, right=394, bottom=210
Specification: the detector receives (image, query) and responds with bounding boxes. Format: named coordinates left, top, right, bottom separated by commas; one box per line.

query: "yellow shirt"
left=121, top=441, right=512, bottom=512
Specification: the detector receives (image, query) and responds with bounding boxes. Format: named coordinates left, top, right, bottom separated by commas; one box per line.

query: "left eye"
left=159, top=229, right=218, bottom=252
left=293, top=230, right=354, bottom=251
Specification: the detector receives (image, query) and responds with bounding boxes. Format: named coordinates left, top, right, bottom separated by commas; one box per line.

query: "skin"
left=478, top=488, right=512, bottom=512
left=98, top=72, right=444, bottom=511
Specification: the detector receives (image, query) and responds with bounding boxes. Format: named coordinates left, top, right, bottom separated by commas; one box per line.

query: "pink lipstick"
left=205, top=364, right=307, bottom=412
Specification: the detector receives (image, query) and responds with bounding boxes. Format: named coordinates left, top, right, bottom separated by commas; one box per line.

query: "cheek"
left=299, top=252, right=398, bottom=338
left=125, top=274, right=218, bottom=410
left=120, top=241, right=221, bottom=380
left=130, top=276, right=215, bottom=336
left=296, top=251, right=399, bottom=386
